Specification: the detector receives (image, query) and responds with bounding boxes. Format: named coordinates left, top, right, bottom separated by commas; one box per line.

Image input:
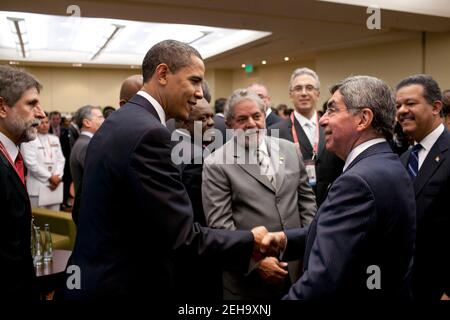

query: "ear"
left=82, top=118, right=91, bottom=129
left=432, top=100, right=443, bottom=116
left=0, top=96, right=8, bottom=119
left=356, top=108, right=374, bottom=131
left=155, top=63, right=169, bottom=86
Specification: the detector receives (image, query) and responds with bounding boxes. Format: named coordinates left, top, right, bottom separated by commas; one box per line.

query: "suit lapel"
left=293, top=117, right=313, bottom=158
left=231, top=139, right=276, bottom=192
left=414, top=131, right=449, bottom=196
left=0, top=152, right=29, bottom=201
left=128, top=94, right=162, bottom=123
left=267, top=136, right=285, bottom=191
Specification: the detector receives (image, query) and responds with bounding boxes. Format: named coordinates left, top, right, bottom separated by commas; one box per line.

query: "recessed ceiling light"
left=72, top=63, right=82, bottom=67
left=241, top=64, right=246, bottom=68
left=261, top=60, right=267, bottom=65
left=9, top=61, right=19, bottom=65
left=284, top=56, right=290, bottom=61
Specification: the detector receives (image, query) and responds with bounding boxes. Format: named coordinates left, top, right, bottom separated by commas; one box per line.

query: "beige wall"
left=20, top=31, right=450, bottom=114
left=23, top=66, right=139, bottom=113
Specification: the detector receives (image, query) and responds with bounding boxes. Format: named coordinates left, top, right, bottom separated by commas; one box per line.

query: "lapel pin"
left=435, top=156, right=440, bottom=162
left=279, top=156, right=285, bottom=165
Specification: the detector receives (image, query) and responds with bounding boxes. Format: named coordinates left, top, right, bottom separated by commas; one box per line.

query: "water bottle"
left=43, top=224, right=53, bottom=263
left=33, top=226, right=43, bottom=267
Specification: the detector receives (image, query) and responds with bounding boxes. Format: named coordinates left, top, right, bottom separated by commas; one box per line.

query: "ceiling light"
left=284, top=56, right=290, bottom=61
left=72, top=63, right=82, bottom=67
left=7, top=17, right=29, bottom=58
left=9, top=61, right=19, bottom=65
left=241, top=64, right=246, bottom=68
left=261, top=60, right=267, bottom=65
left=90, top=24, right=125, bottom=61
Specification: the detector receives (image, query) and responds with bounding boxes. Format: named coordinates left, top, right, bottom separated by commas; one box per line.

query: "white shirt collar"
left=0, top=131, right=19, bottom=162
left=343, top=138, right=386, bottom=172
left=137, top=90, right=166, bottom=126
left=81, top=131, right=94, bottom=138
left=417, top=123, right=444, bottom=152
left=265, top=107, right=272, bottom=118
left=294, top=110, right=317, bottom=128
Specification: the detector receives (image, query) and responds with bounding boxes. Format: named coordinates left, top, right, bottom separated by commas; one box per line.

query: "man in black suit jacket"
left=64, top=40, right=278, bottom=300
left=212, top=97, right=229, bottom=146
left=396, top=74, right=450, bottom=300
left=269, top=68, right=343, bottom=206
left=70, top=105, right=104, bottom=224
left=0, top=65, right=45, bottom=299
left=264, top=76, right=416, bottom=300
left=247, top=83, right=282, bottom=128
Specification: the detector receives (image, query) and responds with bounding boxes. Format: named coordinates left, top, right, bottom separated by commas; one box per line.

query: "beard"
left=5, top=116, right=40, bottom=143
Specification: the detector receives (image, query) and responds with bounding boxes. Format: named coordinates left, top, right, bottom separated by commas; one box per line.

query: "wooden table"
left=35, top=249, right=72, bottom=300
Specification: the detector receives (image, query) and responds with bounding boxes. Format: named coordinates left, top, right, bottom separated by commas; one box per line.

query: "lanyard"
left=290, top=112, right=320, bottom=159
left=0, top=140, right=25, bottom=185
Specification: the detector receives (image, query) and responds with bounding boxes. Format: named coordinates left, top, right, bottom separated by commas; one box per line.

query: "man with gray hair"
left=202, top=88, right=316, bottom=300
left=70, top=105, right=104, bottom=224
left=267, top=75, right=416, bottom=300
left=0, top=65, right=45, bottom=299
left=269, top=67, right=343, bottom=206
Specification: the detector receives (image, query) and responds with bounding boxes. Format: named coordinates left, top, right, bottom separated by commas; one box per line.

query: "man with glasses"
left=269, top=68, right=343, bottom=206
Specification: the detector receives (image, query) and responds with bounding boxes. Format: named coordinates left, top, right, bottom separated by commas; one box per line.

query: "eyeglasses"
left=290, top=85, right=317, bottom=94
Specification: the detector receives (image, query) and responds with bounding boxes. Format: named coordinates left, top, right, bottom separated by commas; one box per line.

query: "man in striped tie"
left=202, top=88, right=316, bottom=300
left=396, top=74, right=450, bottom=301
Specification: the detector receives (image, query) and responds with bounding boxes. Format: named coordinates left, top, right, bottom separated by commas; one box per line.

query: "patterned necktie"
left=15, top=151, right=25, bottom=185
left=257, top=149, right=275, bottom=188
left=304, top=122, right=314, bottom=147
left=407, top=144, right=423, bottom=180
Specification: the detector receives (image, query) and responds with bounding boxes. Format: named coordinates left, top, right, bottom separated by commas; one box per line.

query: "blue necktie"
left=407, top=144, right=423, bottom=180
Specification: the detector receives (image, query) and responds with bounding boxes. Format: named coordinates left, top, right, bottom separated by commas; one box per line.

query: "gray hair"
left=142, top=40, right=202, bottom=83
left=331, top=75, right=396, bottom=139
left=75, top=105, right=102, bottom=128
left=0, top=65, right=42, bottom=107
left=289, top=67, right=320, bottom=91
left=224, top=89, right=265, bottom=122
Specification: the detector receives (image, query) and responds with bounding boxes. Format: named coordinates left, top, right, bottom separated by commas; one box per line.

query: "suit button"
left=276, top=196, right=281, bottom=204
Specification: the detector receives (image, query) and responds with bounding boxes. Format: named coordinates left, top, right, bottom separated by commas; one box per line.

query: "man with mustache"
left=396, top=74, right=450, bottom=300
left=0, top=65, right=45, bottom=300
left=202, top=88, right=316, bottom=300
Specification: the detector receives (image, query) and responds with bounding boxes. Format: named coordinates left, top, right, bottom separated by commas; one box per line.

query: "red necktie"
left=15, top=151, right=25, bottom=185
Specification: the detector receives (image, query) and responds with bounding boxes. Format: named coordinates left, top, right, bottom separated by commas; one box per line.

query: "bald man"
left=119, top=74, right=143, bottom=107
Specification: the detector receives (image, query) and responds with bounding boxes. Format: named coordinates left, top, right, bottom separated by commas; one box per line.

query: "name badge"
left=304, top=159, right=317, bottom=187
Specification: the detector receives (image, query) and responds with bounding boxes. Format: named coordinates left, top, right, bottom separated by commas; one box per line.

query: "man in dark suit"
left=0, top=65, right=45, bottom=299
left=264, top=75, right=416, bottom=300
left=213, top=97, right=228, bottom=145
left=396, top=74, right=450, bottom=300
left=64, top=40, right=279, bottom=300
left=269, top=68, right=343, bottom=206
left=70, top=105, right=104, bottom=224
left=247, top=83, right=282, bottom=127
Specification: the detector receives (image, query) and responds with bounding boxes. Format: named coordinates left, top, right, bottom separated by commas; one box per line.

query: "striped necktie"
left=407, top=144, right=423, bottom=180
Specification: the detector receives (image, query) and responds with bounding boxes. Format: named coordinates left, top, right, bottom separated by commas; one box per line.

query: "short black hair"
left=396, top=74, right=442, bottom=105
left=141, top=40, right=202, bottom=83
left=214, top=98, right=227, bottom=114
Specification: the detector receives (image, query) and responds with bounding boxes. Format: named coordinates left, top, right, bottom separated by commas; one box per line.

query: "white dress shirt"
left=137, top=90, right=166, bottom=126
left=0, top=131, right=19, bottom=163
left=343, top=138, right=386, bottom=172
left=294, top=110, right=318, bottom=148
left=416, top=123, right=444, bottom=170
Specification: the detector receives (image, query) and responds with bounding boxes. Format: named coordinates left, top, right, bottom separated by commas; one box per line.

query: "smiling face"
left=0, top=87, right=45, bottom=144
left=162, top=55, right=205, bottom=121
left=289, top=74, right=320, bottom=119
left=396, top=84, right=442, bottom=142
left=37, top=116, right=50, bottom=134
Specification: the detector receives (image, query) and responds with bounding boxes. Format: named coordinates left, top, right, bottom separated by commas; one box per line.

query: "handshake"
left=251, top=226, right=287, bottom=260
